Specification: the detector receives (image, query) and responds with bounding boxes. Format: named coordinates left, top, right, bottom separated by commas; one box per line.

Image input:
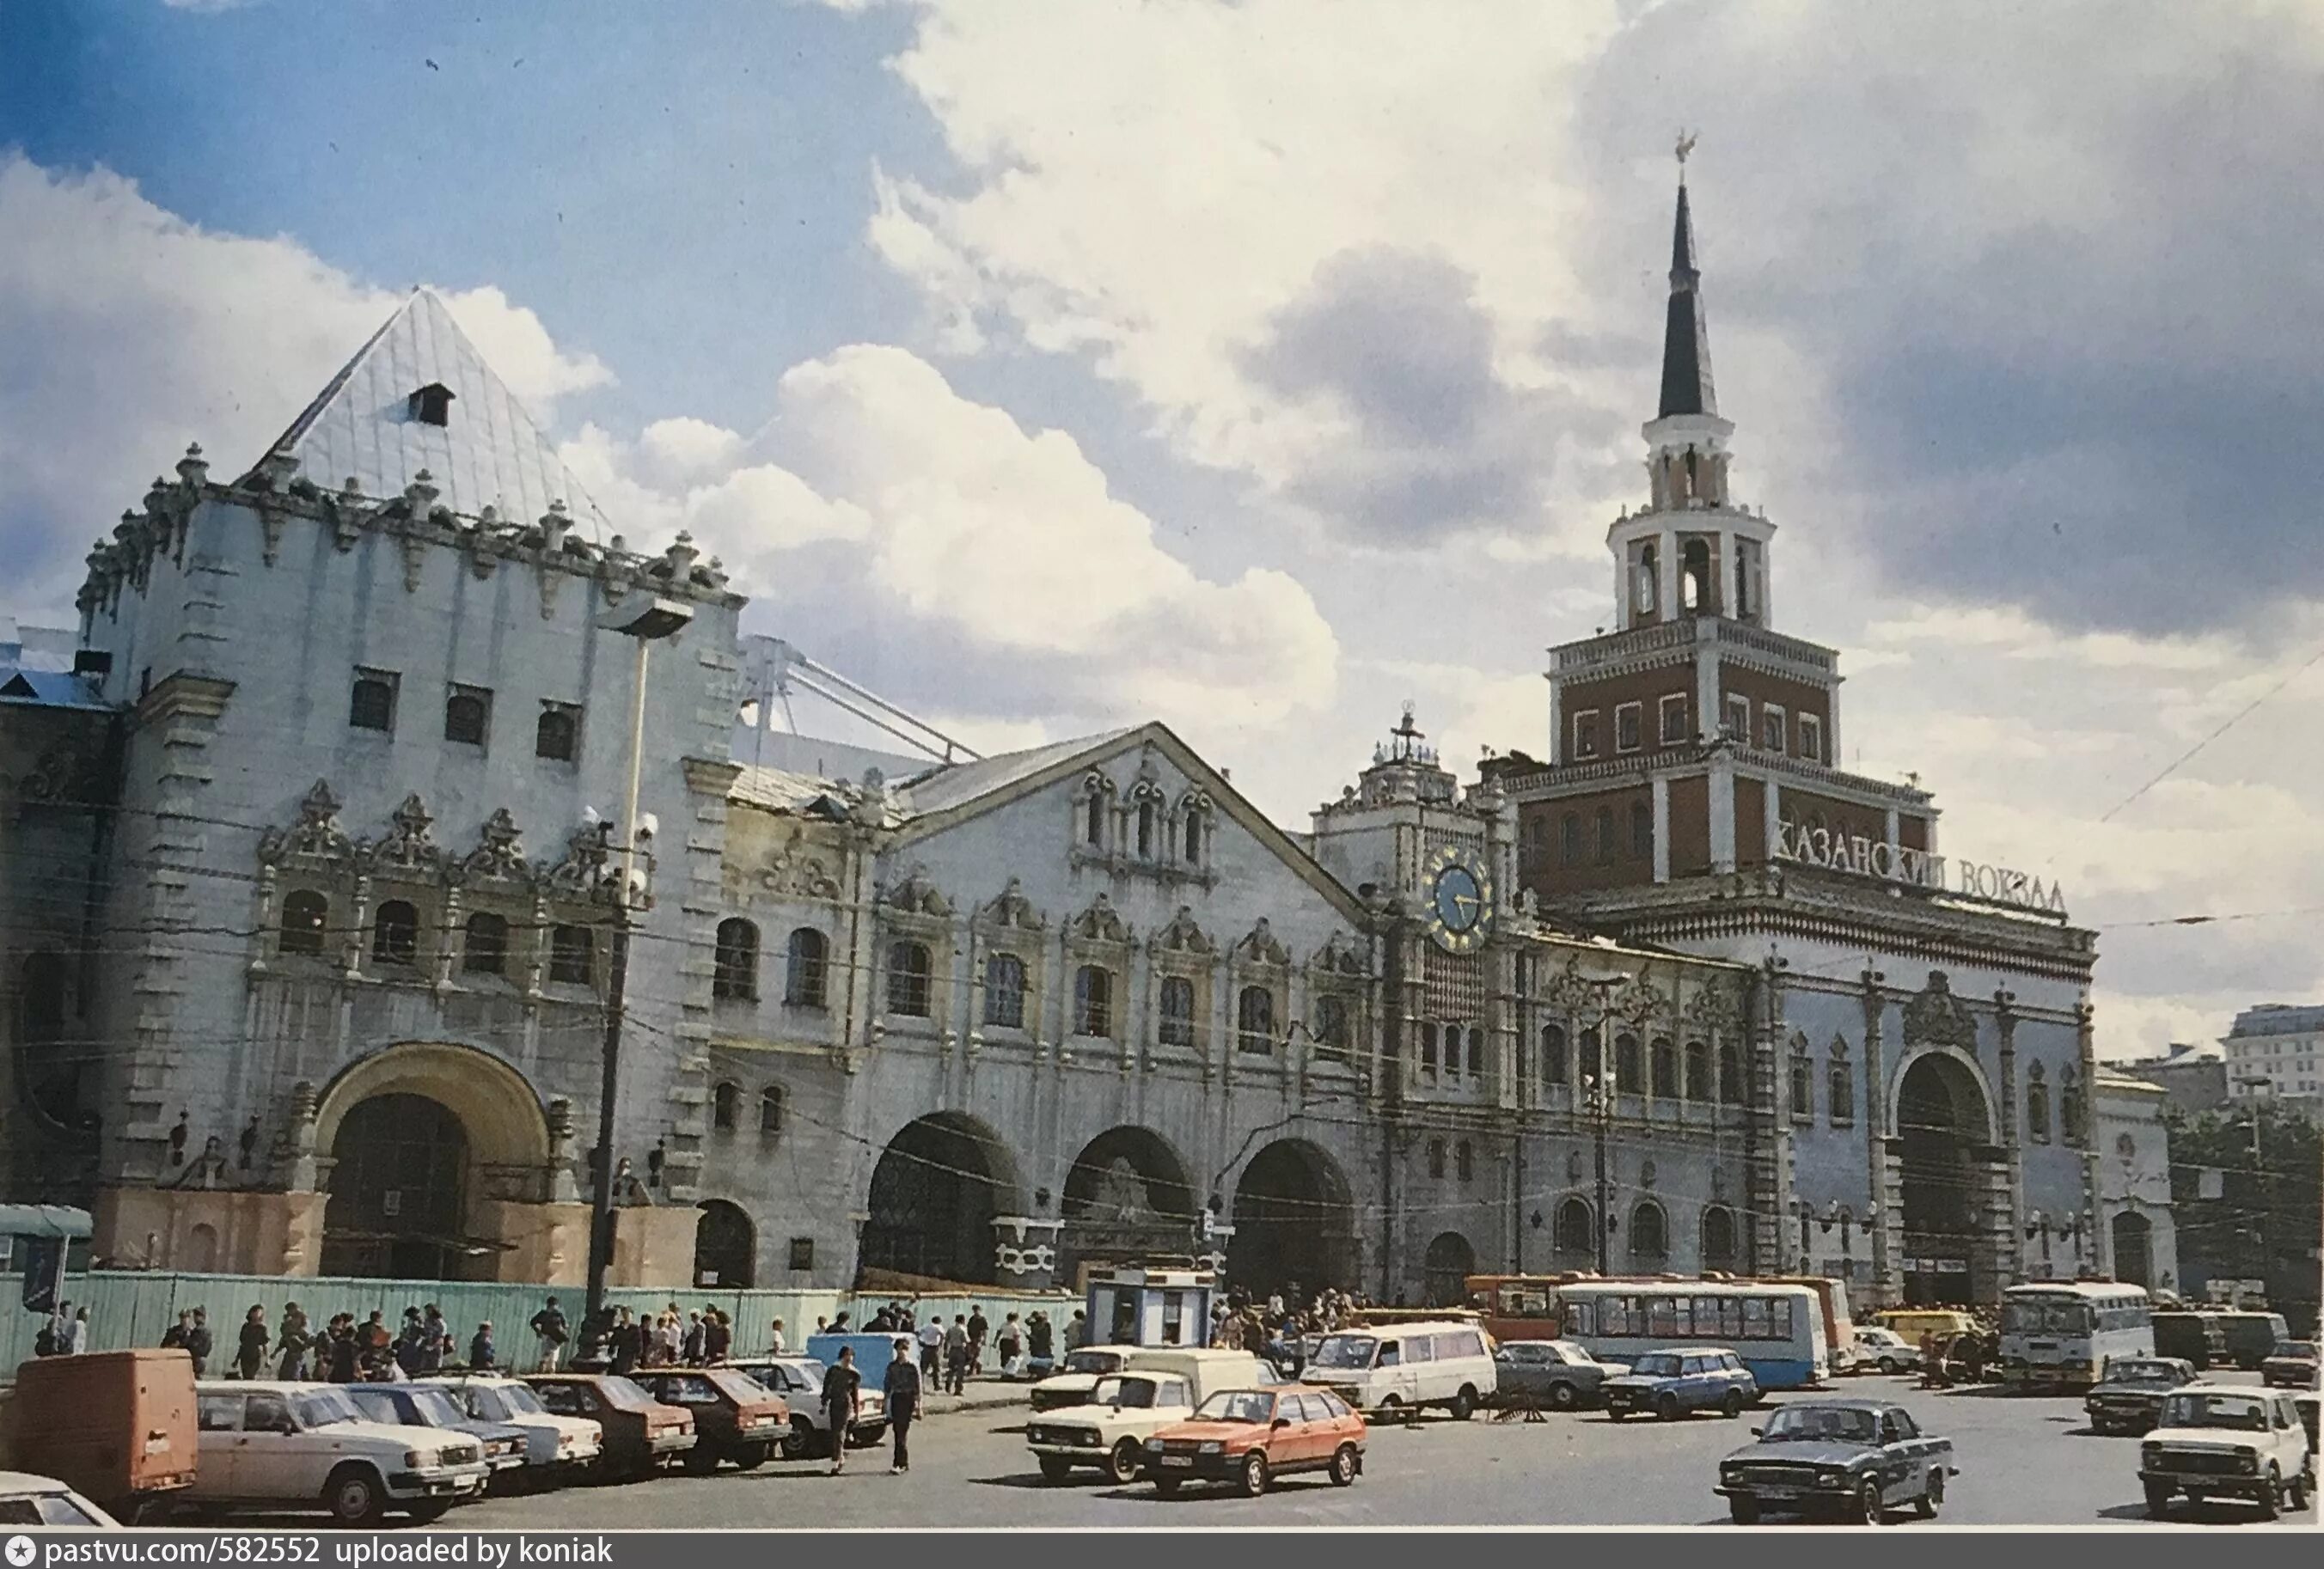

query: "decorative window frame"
left=1658, top=692, right=1689, bottom=746
left=712, top=916, right=762, bottom=1002
left=1062, top=892, right=1134, bottom=1061
left=2025, top=1059, right=2052, bottom=1144
left=1571, top=708, right=1601, bottom=761
left=1797, top=711, right=1824, bottom=764
left=1229, top=918, right=1290, bottom=1060
left=877, top=867, right=955, bottom=1032
left=1760, top=702, right=1788, bottom=755
left=1171, top=788, right=1216, bottom=883
left=971, top=878, right=1047, bottom=1044
left=1304, top=930, right=1368, bottom=1073
left=1826, top=1034, right=1856, bottom=1127
left=1125, top=766, right=1169, bottom=863
left=1723, top=693, right=1751, bottom=743
left=1614, top=701, right=1643, bottom=754
left=1788, top=1031, right=1815, bottom=1123
left=1148, top=904, right=1214, bottom=1057
left=1071, top=768, right=1117, bottom=855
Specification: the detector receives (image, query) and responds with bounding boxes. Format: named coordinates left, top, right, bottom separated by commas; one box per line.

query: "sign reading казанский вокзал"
left=1772, top=821, right=2068, bottom=916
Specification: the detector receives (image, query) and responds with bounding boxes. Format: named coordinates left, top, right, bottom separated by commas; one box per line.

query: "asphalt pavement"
left=441, top=1369, right=2317, bottom=1530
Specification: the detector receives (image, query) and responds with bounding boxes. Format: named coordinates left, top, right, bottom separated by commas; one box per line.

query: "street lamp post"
left=1580, top=1069, right=1613, bottom=1275
left=584, top=594, right=694, bottom=1322
left=2234, top=1076, right=2272, bottom=1298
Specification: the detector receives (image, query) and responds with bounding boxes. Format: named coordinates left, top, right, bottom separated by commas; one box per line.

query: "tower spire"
left=1658, top=133, right=1716, bottom=419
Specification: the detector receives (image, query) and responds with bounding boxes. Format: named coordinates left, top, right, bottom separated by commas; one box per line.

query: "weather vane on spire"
left=1675, top=130, right=1699, bottom=170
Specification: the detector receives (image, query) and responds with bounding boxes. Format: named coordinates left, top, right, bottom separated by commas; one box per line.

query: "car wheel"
left=1655, top=1392, right=1681, bottom=1423
left=1857, top=1477, right=1886, bottom=1525
left=1728, top=1494, right=1760, bottom=1526
left=1037, top=1456, right=1074, bottom=1483
left=2258, top=1464, right=2281, bottom=1521
left=1377, top=1394, right=1403, bottom=1419
left=1548, top=1382, right=1579, bottom=1410
left=1239, top=1452, right=1269, bottom=1499
left=1330, top=1444, right=1359, bottom=1487
left=732, top=1442, right=769, bottom=1471
left=1450, top=1386, right=1477, bottom=1421
left=781, top=1417, right=816, bottom=1462
left=323, top=1465, right=385, bottom=1529
left=1722, top=1389, right=1745, bottom=1419
left=2144, top=1482, right=2173, bottom=1519
left=1916, top=1469, right=1944, bottom=1518
left=682, top=1443, right=720, bottom=1475
left=404, top=1500, right=453, bottom=1524
left=1108, top=1440, right=1141, bottom=1486
left=1878, top=1357, right=1899, bottom=1375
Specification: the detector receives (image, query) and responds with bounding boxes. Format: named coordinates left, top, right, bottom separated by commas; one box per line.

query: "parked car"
left=2152, top=1311, right=2229, bottom=1371
left=1849, top=1328, right=1922, bottom=1376
left=343, top=1383, right=529, bottom=1487
left=2217, top=1312, right=2292, bottom=1371
left=1140, top=1387, right=1366, bottom=1499
left=0, top=1349, right=196, bottom=1523
left=2138, top=1384, right=2315, bottom=1520
left=1030, top=1347, right=1138, bottom=1412
left=2260, top=1341, right=2319, bottom=1390
left=1300, top=1321, right=1497, bottom=1420
left=730, top=1359, right=887, bottom=1459
left=0, top=1470, right=124, bottom=1529
left=1715, top=1399, right=1956, bottom=1524
left=1873, top=1310, right=1977, bottom=1347
left=1029, top=1350, right=1272, bottom=1484
left=1604, top=1348, right=1758, bottom=1422
left=2085, top=1358, right=2198, bottom=1435
left=523, top=1374, right=695, bottom=1480
left=626, top=1369, right=788, bottom=1473
left=424, top=1375, right=603, bottom=1481
left=1489, top=1340, right=1627, bottom=1410
left=187, top=1382, right=489, bottom=1527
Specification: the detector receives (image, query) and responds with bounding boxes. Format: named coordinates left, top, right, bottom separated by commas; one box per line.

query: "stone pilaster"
left=1859, top=968, right=1893, bottom=1303
left=1745, top=960, right=1789, bottom=1274
left=1995, top=987, right=2025, bottom=1291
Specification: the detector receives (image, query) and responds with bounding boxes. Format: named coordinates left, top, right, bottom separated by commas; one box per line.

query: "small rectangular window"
left=1724, top=693, right=1750, bottom=742
left=1572, top=710, right=1600, bottom=760
left=1760, top=705, right=1787, bottom=754
left=445, top=684, right=492, bottom=746
left=350, top=669, right=399, bottom=733
left=1614, top=703, right=1642, bottom=753
left=1798, top=713, right=1823, bottom=763
left=1658, top=693, right=1688, bottom=745
left=536, top=701, right=581, bottom=762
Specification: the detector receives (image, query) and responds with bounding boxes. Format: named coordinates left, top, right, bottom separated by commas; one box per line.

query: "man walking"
left=469, top=1321, right=496, bottom=1370
left=965, top=1304, right=989, bottom=1377
left=235, top=1305, right=270, bottom=1379
left=916, top=1313, right=944, bottom=1378
left=768, top=1318, right=788, bottom=1358
left=703, top=1309, right=731, bottom=1364
left=62, top=1305, right=90, bottom=1355
left=943, top=1316, right=969, bottom=1396
left=682, top=1311, right=706, bottom=1366
left=884, top=1338, right=920, bottom=1474
left=821, top=1346, right=861, bottom=1475
left=184, top=1308, right=214, bottom=1377
left=530, top=1296, right=570, bottom=1373
left=277, top=1302, right=311, bottom=1381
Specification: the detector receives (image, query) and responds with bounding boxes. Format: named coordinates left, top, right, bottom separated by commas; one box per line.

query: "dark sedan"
left=1492, top=1340, right=1629, bottom=1411
left=2084, top=1358, right=2198, bottom=1435
left=1715, top=1399, right=1956, bottom=1524
left=2260, top=1341, right=2319, bottom=1390
left=342, top=1382, right=531, bottom=1486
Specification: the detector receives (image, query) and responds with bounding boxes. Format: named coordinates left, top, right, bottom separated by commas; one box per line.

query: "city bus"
left=1998, top=1281, right=2154, bottom=1390
left=1554, top=1280, right=1830, bottom=1389
left=1758, top=1277, right=1856, bottom=1373
left=1466, top=1273, right=1855, bottom=1368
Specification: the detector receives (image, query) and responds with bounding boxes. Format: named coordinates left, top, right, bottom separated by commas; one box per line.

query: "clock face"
left=1422, top=846, right=1494, bottom=954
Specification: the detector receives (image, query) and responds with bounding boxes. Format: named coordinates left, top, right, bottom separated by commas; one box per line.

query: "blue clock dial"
left=1434, top=865, right=1483, bottom=932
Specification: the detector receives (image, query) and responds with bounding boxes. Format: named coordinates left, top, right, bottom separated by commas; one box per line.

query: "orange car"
left=1140, top=1387, right=1367, bottom=1498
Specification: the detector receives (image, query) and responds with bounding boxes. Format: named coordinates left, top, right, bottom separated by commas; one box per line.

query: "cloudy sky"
left=4, top=0, right=2319, bottom=1058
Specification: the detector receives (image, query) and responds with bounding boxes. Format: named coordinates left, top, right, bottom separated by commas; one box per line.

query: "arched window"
left=443, top=687, right=489, bottom=746
left=372, top=900, right=419, bottom=966
left=759, top=1084, right=785, bottom=1138
left=1789, top=1050, right=1814, bottom=1121
left=1084, top=793, right=1106, bottom=849
left=1629, top=1200, right=1669, bottom=1259
left=1701, top=1206, right=1738, bottom=1267
left=348, top=674, right=395, bottom=732
left=1427, top=1139, right=1446, bottom=1179
left=1684, top=1041, right=1709, bottom=1100
left=1649, top=1037, right=1677, bottom=1098
left=534, top=705, right=578, bottom=762
left=1420, top=1022, right=1440, bottom=1079
left=1136, top=801, right=1156, bottom=858
left=886, top=941, right=932, bottom=1017
left=1554, top=1197, right=1595, bottom=1257
left=1559, top=813, right=1581, bottom=866
left=2026, top=1063, right=2050, bottom=1144
left=1614, top=1033, right=1641, bottom=1094
left=1541, top=1023, right=1569, bottom=1085
left=1454, top=1140, right=1474, bottom=1183
left=279, top=890, right=329, bottom=956
left=711, top=1080, right=739, bottom=1132
left=1466, top=1026, right=1485, bottom=1080
left=1828, top=1048, right=1856, bottom=1127
left=1630, top=800, right=1654, bottom=860
left=982, top=953, right=1027, bottom=1029
left=2060, top=1069, right=2086, bottom=1145
left=1315, top=994, right=1350, bottom=1058
left=1717, top=1041, right=1742, bottom=1103
left=712, top=918, right=760, bottom=1000
left=1595, top=807, right=1617, bottom=864
left=1073, top=964, right=1114, bottom=1038
left=548, top=924, right=595, bottom=985
left=1158, top=975, right=1196, bottom=1047
left=1680, top=536, right=1712, bottom=613
left=1236, top=986, right=1275, bottom=1053
left=784, top=927, right=828, bottom=1007
left=462, top=912, right=508, bottom=975
left=1182, top=810, right=1202, bottom=864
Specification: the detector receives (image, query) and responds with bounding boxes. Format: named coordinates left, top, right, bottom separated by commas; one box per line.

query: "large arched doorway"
left=1059, top=1126, right=1198, bottom=1281
left=321, top=1092, right=469, bottom=1279
left=694, top=1200, right=755, bottom=1287
left=1896, top=1052, right=1996, bottom=1307
left=1226, top=1139, right=1354, bottom=1299
left=1423, top=1231, right=1476, bottom=1308
left=859, top=1113, right=1017, bottom=1287
left=2111, top=1212, right=2153, bottom=1289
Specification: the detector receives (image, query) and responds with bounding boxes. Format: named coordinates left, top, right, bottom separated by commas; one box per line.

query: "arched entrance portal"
left=859, top=1113, right=1018, bottom=1287
left=1059, top=1126, right=1198, bottom=1281
left=1423, top=1231, right=1476, bottom=1308
left=321, top=1093, right=469, bottom=1279
left=695, top=1200, right=755, bottom=1288
left=1897, top=1052, right=1997, bottom=1308
left=2111, top=1212, right=2153, bottom=1290
left=1226, top=1139, right=1354, bottom=1299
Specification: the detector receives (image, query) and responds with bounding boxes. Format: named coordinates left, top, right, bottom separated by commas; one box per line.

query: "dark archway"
left=2112, top=1212, right=2153, bottom=1290
left=1897, top=1052, right=1994, bottom=1307
left=859, top=1112, right=1017, bottom=1287
left=1059, top=1126, right=1197, bottom=1282
left=694, top=1199, right=755, bottom=1288
left=1702, top=1206, right=1739, bottom=1270
left=321, top=1092, right=470, bottom=1279
left=1423, top=1231, right=1476, bottom=1308
left=15, top=951, right=95, bottom=1132
left=1227, top=1139, right=1354, bottom=1298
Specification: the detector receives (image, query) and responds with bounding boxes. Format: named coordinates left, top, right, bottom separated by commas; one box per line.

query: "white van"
left=1301, top=1321, right=1497, bottom=1419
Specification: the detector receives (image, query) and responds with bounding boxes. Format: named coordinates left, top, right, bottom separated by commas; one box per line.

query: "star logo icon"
left=5, top=1534, right=36, bottom=1567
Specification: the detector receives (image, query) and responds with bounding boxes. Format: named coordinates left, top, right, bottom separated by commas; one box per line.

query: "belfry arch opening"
left=1226, top=1139, right=1355, bottom=1299
left=859, top=1112, right=1018, bottom=1288
left=1896, top=1052, right=1999, bottom=1307
left=321, top=1092, right=472, bottom=1279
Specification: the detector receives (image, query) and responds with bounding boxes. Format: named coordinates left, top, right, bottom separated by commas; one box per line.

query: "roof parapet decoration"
left=1902, top=970, right=1979, bottom=1050
left=255, top=783, right=615, bottom=904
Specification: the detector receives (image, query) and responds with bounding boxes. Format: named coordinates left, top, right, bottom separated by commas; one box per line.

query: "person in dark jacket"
left=822, top=1346, right=861, bottom=1476
left=235, top=1305, right=271, bottom=1379
left=702, top=1310, right=731, bottom=1364
left=277, top=1303, right=312, bottom=1381
left=883, top=1339, right=921, bottom=1474
left=183, top=1309, right=214, bottom=1377
left=327, top=1316, right=359, bottom=1383
left=162, top=1311, right=193, bottom=1355
left=609, top=1308, right=643, bottom=1376
left=469, top=1322, right=496, bottom=1370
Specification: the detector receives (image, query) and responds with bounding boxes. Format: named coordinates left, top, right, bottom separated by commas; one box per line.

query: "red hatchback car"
left=1141, top=1387, right=1367, bottom=1498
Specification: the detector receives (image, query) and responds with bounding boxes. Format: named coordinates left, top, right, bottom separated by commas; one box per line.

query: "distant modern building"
left=2115, top=1043, right=2229, bottom=1116
left=2222, top=1004, right=2324, bottom=1123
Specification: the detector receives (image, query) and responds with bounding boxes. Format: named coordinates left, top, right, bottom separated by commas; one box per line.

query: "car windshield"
left=2003, top=1300, right=2091, bottom=1335
left=1548, top=1340, right=1594, bottom=1364
left=293, top=1389, right=364, bottom=1428
left=1764, top=1406, right=1880, bottom=1444
left=2275, top=1343, right=2317, bottom=1358
left=407, top=1389, right=470, bottom=1426
left=1063, top=1351, right=1121, bottom=1376
left=2107, top=1362, right=2180, bottom=1384
left=1311, top=1335, right=1378, bottom=1370
left=786, top=1361, right=825, bottom=1391
left=1630, top=1353, right=1683, bottom=1377
left=1193, top=1391, right=1275, bottom=1425
left=706, top=1371, right=769, bottom=1402
left=2159, top=1393, right=2269, bottom=1432
left=596, top=1377, right=658, bottom=1412
left=497, top=1383, right=547, bottom=1416
left=1093, top=1377, right=1162, bottom=1409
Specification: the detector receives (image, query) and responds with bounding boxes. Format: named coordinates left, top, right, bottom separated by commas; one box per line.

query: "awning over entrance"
left=0, top=1204, right=95, bottom=1239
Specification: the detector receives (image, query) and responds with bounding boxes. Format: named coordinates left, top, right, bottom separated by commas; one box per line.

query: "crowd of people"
left=1206, top=1284, right=1370, bottom=1372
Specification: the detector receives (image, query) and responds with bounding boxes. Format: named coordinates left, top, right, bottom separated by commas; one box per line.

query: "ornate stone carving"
left=1154, top=906, right=1213, bottom=955
left=545, top=821, right=615, bottom=900
left=362, top=793, right=443, bottom=876
left=258, top=780, right=354, bottom=865
left=1608, top=971, right=1673, bottom=1030
left=1233, top=917, right=1289, bottom=968
left=1069, top=893, right=1132, bottom=945
left=1543, top=955, right=1605, bottom=1018
left=1684, top=974, right=1743, bottom=1036
left=882, top=866, right=951, bottom=919
left=1088, top=1158, right=1153, bottom=1222
left=1312, top=930, right=1368, bottom=975
left=459, top=808, right=529, bottom=883
left=1901, top=969, right=1978, bottom=1051
left=978, top=876, right=1044, bottom=931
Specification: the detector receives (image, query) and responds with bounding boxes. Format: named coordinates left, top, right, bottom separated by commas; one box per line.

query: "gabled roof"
left=245, top=289, right=612, bottom=534
left=890, top=729, right=1138, bottom=819
left=0, top=667, right=110, bottom=711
